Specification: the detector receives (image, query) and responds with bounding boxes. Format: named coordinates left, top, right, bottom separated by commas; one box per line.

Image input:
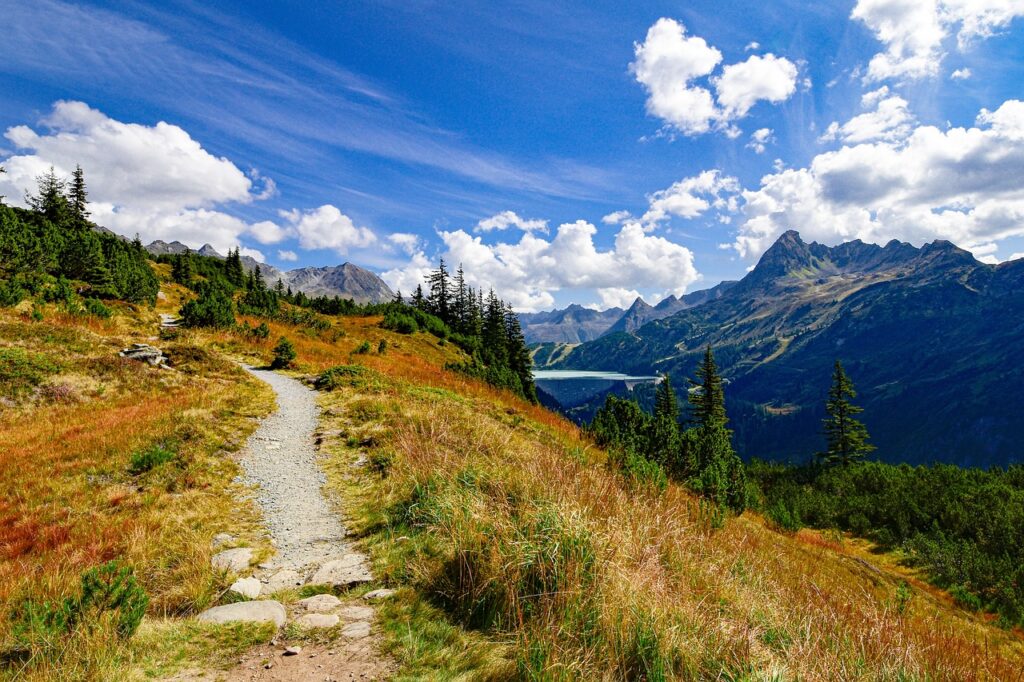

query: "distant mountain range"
left=519, top=281, right=736, bottom=344
left=542, top=230, right=1024, bottom=467
left=145, top=240, right=393, bottom=304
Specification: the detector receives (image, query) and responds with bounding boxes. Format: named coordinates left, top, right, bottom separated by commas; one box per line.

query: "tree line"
left=0, top=166, right=158, bottom=309
left=386, top=259, right=537, bottom=403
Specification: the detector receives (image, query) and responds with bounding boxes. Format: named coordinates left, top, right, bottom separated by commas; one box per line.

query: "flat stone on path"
left=297, top=593, right=342, bottom=613
left=294, top=613, right=340, bottom=629
left=212, top=547, right=253, bottom=572
left=340, top=621, right=372, bottom=639
left=197, top=600, right=286, bottom=627
left=338, top=605, right=374, bottom=621
left=229, top=577, right=262, bottom=599
left=262, top=569, right=303, bottom=594
left=362, top=588, right=397, bottom=601
left=309, top=554, right=372, bottom=587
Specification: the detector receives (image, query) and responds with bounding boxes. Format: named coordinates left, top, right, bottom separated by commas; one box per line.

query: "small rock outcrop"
left=229, top=576, right=262, bottom=599
left=362, top=588, right=397, bottom=601
left=309, top=554, right=373, bottom=588
left=262, top=569, right=303, bottom=595
left=297, top=594, right=342, bottom=613
left=211, top=547, right=254, bottom=572
left=197, top=600, right=287, bottom=627
left=294, top=613, right=340, bottom=629
left=119, top=343, right=168, bottom=367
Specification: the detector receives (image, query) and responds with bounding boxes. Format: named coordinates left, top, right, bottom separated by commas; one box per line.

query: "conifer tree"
left=821, top=360, right=875, bottom=466
left=453, top=264, right=468, bottom=332
left=412, top=283, right=426, bottom=311
left=225, top=247, right=245, bottom=287
left=650, top=374, right=682, bottom=470
left=427, top=257, right=451, bottom=322
left=69, top=165, right=90, bottom=225
left=29, top=167, right=72, bottom=227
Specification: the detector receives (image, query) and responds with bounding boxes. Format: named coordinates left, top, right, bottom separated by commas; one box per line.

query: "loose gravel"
left=239, top=366, right=350, bottom=570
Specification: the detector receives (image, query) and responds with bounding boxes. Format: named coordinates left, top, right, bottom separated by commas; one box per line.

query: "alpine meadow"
left=2, top=2, right=1024, bottom=681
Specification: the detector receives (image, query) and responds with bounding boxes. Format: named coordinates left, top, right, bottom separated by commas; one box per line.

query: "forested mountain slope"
left=556, top=231, right=1024, bottom=465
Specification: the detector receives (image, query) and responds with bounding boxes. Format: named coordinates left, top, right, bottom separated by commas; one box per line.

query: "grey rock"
left=294, top=613, right=340, bottom=629
left=211, top=533, right=235, bottom=548
left=197, top=600, right=286, bottom=627
left=262, top=569, right=303, bottom=594
left=211, top=547, right=253, bottom=572
left=309, top=555, right=372, bottom=587
left=229, top=577, right=262, bottom=599
left=340, top=621, right=371, bottom=639
left=297, top=594, right=342, bottom=613
left=337, top=605, right=374, bottom=621
left=362, top=588, right=397, bottom=601
left=284, top=645, right=302, bottom=656
left=119, top=344, right=167, bottom=367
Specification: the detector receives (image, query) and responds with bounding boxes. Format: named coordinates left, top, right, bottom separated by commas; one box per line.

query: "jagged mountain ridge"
left=552, top=230, right=1024, bottom=466
left=519, top=281, right=738, bottom=344
left=145, top=241, right=394, bottom=304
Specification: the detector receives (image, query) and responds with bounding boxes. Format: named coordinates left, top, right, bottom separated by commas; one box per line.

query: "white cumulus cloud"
left=277, top=249, right=298, bottom=262
left=382, top=220, right=701, bottom=312
left=852, top=0, right=1024, bottom=82
left=641, top=170, right=741, bottom=227
left=734, top=99, right=1024, bottom=259
left=631, top=18, right=798, bottom=136
left=279, top=205, right=376, bottom=255
left=820, top=87, right=916, bottom=144
left=747, top=128, right=774, bottom=154
left=474, top=210, right=548, bottom=233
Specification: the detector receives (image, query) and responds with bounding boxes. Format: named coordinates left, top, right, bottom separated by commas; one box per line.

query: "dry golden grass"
left=0, top=307, right=273, bottom=680
left=305, top=323, right=1024, bottom=680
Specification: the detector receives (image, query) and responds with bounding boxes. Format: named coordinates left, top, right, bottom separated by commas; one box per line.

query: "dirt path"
left=239, top=366, right=350, bottom=571
left=175, top=367, right=395, bottom=681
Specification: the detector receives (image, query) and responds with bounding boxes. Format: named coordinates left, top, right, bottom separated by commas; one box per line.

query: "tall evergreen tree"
left=650, top=374, right=682, bottom=470
left=453, top=264, right=468, bottom=332
left=427, top=257, right=452, bottom=322
left=821, top=360, right=875, bottom=466
left=687, top=346, right=746, bottom=511
left=225, top=247, right=245, bottom=287
left=69, top=165, right=90, bottom=224
left=28, top=167, right=72, bottom=227
left=412, top=283, right=426, bottom=311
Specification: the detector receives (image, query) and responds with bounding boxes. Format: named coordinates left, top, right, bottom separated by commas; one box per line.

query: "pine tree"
left=821, top=360, right=875, bottom=466
left=225, top=247, right=245, bottom=287
left=69, top=165, right=90, bottom=224
left=393, top=289, right=404, bottom=305
left=650, top=374, right=682, bottom=469
left=28, top=167, right=72, bottom=227
left=686, top=346, right=746, bottom=511
left=453, top=264, right=468, bottom=332
left=427, top=258, right=451, bottom=322
left=412, top=283, right=426, bottom=311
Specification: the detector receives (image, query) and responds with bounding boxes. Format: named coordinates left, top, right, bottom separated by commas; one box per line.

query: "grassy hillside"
left=285, top=312, right=1024, bottom=678
left=3, top=268, right=1024, bottom=680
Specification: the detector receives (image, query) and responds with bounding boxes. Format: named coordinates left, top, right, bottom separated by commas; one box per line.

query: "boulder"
left=297, top=593, right=342, bottom=613
left=340, top=621, right=371, bottom=639
left=294, top=613, right=340, bottom=629
left=308, top=554, right=372, bottom=588
left=262, top=569, right=303, bottom=594
left=337, top=605, right=374, bottom=621
left=229, top=577, right=262, bottom=599
left=197, top=600, right=286, bottom=627
left=211, top=547, right=253, bottom=572
left=119, top=343, right=168, bottom=366
left=362, top=588, right=397, bottom=601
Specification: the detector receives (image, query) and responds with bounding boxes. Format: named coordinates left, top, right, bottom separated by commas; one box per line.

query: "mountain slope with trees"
left=554, top=231, right=1024, bottom=466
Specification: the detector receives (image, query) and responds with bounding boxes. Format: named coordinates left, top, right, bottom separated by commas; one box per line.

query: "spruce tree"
left=821, top=360, right=875, bottom=466
left=650, top=374, right=682, bottom=470
left=412, top=283, right=426, bottom=311
left=69, top=165, right=90, bottom=224
left=427, top=258, right=451, bottom=322
left=453, top=264, right=468, bottom=332
left=686, top=346, right=746, bottom=511
left=29, top=167, right=72, bottom=227
left=225, top=248, right=245, bottom=287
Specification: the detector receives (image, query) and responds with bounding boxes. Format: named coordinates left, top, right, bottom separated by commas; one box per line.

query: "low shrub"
left=271, top=336, right=297, bottom=369
left=128, top=443, right=177, bottom=475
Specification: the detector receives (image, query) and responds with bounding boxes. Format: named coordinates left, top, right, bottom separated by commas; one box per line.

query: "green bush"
left=179, top=285, right=235, bottom=328
left=0, top=347, right=61, bottom=398
left=13, top=560, right=148, bottom=652
left=314, top=364, right=370, bottom=391
left=128, top=443, right=176, bottom=475
left=83, top=297, right=112, bottom=319
left=253, top=322, right=270, bottom=339
left=381, top=310, right=418, bottom=334
left=354, top=340, right=371, bottom=355
left=271, top=336, right=297, bottom=369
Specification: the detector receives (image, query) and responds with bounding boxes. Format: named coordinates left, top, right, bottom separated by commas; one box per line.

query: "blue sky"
left=2, top=0, right=1024, bottom=310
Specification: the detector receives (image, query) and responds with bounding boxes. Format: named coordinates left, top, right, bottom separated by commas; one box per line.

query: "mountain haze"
left=553, top=231, right=1024, bottom=466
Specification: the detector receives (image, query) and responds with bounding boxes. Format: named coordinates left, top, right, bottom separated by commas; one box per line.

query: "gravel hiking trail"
left=239, top=365, right=349, bottom=570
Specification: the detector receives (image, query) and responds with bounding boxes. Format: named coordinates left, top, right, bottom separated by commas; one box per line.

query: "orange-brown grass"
left=0, top=308, right=273, bottom=680
left=294, top=319, right=1024, bottom=680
